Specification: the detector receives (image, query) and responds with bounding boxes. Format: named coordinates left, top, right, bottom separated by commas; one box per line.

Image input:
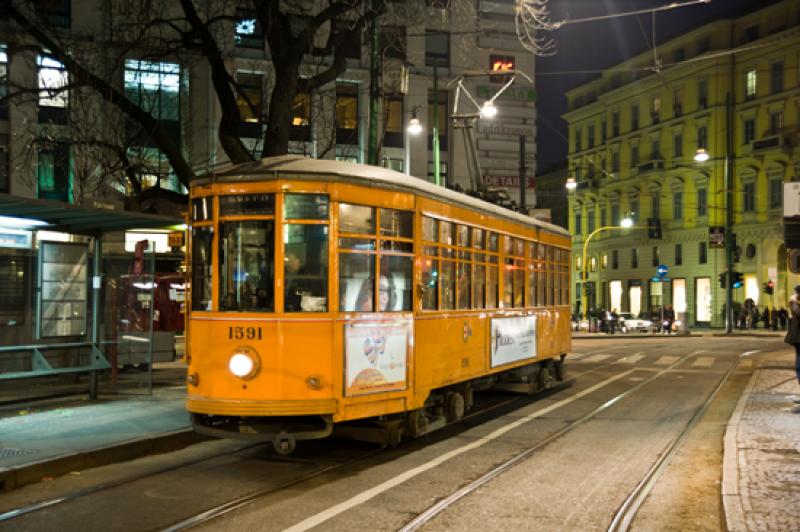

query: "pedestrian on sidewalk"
left=784, top=286, right=800, bottom=411
left=779, top=306, right=789, bottom=330
left=763, top=306, right=771, bottom=329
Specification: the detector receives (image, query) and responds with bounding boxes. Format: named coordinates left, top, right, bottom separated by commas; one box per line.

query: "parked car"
left=618, top=312, right=652, bottom=333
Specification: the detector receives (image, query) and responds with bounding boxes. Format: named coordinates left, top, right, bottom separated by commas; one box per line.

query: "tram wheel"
left=445, top=391, right=465, bottom=422
left=406, top=409, right=429, bottom=437
left=539, top=362, right=555, bottom=390
left=273, top=432, right=297, bottom=455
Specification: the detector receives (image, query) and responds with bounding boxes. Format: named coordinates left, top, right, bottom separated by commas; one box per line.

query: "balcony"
left=638, top=160, right=665, bottom=174
left=751, top=134, right=790, bottom=153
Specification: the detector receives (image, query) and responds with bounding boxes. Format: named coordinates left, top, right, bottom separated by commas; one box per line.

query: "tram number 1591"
left=228, top=326, right=263, bottom=340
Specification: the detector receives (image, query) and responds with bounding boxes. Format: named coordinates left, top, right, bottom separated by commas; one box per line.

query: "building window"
left=652, top=246, right=660, bottom=267
left=587, top=208, right=595, bottom=233
left=631, top=104, right=638, bottom=131
left=651, top=139, right=661, bottom=160
left=697, top=188, right=707, bottom=216
left=575, top=127, right=582, bottom=152
left=673, top=87, right=683, bottom=117
left=380, top=26, right=406, bottom=61
left=745, top=69, right=757, bottom=100
left=38, top=56, right=69, bottom=109
left=629, top=200, right=639, bottom=222
left=602, top=254, right=608, bottom=269
left=611, top=204, right=620, bottom=226
left=601, top=120, right=607, bottom=143
left=698, top=79, right=708, bottom=109
left=631, top=248, right=638, bottom=269
left=771, top=61, right=784, bottom=94
left=574, top=212, right=582, bottom=235
left=675, top=243, right=682, bottom=266
left=769, top=178, right=782, bottom=209
left=743, top=118, right=755, bottom=144
left=697, top=126, right=707, bottom=149
left=335, top=83, right=359, bottom=145
left=743, top=182, right=756, bottom=212
left=673, top=133, right=683, bottom=158
left=124, top=60, right=180, bottom=121
left=699, top=242, right=707, bottom=264
left=236, top=71, right=264, bottom=126
left=428, top=89, right=448, bottom=150
left=612, top=151, right=619, bottom=173
left=631, top=145, right=639, bottom=167
left=234, top=10, right=263, bottom=48
left=384, top=96, right=404, bottom=148
left=425, top=31, right=449, bottom=67
left=612, top=111, right=620, bottom=137
left=37, top=141, right=71, bottom=202
left=651, top=194, right=660, bottom=218
left=651, top=95, right=661, bottom=124
left=673, top=191, right=683, bottom=220
left=0, top=46, right=6, bottom=121
left=588, top=124, right=595, bottom=149
left=612, top=249, right=619, bottom=269
left=769, top=111, right=783, bottom=135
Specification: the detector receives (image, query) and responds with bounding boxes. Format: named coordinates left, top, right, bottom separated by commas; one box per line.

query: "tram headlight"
left=228, top=346, right=261, bottom=380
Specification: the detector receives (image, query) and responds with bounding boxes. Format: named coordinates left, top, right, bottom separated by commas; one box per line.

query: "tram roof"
left=197, top=156, right=570, bottom=239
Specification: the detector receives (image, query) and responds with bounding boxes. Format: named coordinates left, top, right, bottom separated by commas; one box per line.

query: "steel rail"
left=397, top=351, right=699, bottom=532
left=606, top=354, right=745, bottom=531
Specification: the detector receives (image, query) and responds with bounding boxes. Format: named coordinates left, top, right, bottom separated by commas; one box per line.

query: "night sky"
left=536, top=0, right=758, bottom=172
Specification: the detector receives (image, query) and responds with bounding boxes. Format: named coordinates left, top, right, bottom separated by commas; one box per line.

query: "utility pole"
left=519, top=135, right=526, bottom=213
left=367, top=0, right=380, bottom=166
left=724, top=91, right=734, bottom=333
left=432, top=63, right=441, bottom=187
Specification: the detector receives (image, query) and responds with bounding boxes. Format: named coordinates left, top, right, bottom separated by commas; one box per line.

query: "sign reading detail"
left=345, top=320, right=410, bottom=396
left=490, top=316, right=537, bottom=368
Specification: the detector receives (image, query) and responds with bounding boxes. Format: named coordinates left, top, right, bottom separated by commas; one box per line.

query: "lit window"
left=38, top=56, right=68, bottom=108
left=124, top=60, right=180, bottom=121
left=746, top=69, right=757, bottom=99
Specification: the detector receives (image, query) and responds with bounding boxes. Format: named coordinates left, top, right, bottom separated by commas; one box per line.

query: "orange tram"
left=186, top=156, right=571, bottom=454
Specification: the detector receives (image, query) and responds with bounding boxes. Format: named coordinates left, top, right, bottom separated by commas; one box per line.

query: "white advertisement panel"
left=490, top=316, right=537, bottom=368
left=344, top=320, right=410, bottom=396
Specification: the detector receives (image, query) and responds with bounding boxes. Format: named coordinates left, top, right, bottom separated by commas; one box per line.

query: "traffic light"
left=718, top=272, right=727, bottom=289
left=731, top=271, right=743, bottom=289
left=647, top=218, right=662, bottom=239
left=763, top=280, right=774, bottom=294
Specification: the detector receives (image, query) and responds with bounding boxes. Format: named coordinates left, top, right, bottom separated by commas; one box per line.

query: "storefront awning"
left=0, top=193, right=182, bottom=235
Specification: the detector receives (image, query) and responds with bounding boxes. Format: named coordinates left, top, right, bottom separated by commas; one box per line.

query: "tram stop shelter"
left=0, top=192, right=183, bottom=399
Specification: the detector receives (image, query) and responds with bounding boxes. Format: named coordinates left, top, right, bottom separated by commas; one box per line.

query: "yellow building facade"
left=565, top=0, right=800, bottom=327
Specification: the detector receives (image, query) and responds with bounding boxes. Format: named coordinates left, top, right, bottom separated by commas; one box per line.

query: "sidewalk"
left=572, top=328, right=786, bottom=339
left=0, top=386, right=196, bottom=491
left=722, top=351, right=800, bottom=531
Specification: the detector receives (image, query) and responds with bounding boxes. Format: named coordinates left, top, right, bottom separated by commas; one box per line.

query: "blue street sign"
left=651, top=276, right=671, bottom=282
left=656, top=264, right=669, bottom=277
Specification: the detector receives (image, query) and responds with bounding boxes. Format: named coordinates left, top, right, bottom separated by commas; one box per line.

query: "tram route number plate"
left=228, top=326, right=263, bottom=340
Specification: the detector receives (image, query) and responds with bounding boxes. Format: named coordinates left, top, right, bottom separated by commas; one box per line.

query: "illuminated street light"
left=565, top=177, right=577, bottom=191
left=407, top=115, right=422, bottom=135
left=480, top=101, right=497, bottom=119
left=694, top=148, right=709, bottom=162
left=0, top=215, right=49, bottom=229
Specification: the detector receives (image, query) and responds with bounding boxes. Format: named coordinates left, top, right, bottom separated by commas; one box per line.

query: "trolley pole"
left=519, top=135, right=526, bottom=213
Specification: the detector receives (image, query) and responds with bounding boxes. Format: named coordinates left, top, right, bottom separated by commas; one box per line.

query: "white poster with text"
left=344, top=320, right=410, bottom=396
left=490, top=316, right=537, bottom=368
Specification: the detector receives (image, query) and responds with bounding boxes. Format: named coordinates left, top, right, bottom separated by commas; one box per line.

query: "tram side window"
left=219, top=221, right=274, bottom=312
left=527, top=243, right=537, bottom=307
left=191, top=227, right=214, bottom=311
left=421, top=217, right=439, bottom=310
left=486, top=231, right=499, bottom=308
left=546, top=246, right=555, bottom=306
left=472, top=228, right=485, bottom=309
left=284, top=223, right=329, bottom=312
left=380, top=255, right=413, bottom=311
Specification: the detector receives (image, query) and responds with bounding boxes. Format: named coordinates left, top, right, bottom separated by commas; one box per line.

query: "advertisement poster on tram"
left=344, top=320, right=410, bottom=396
left=490, top=316, right=537, bottom=368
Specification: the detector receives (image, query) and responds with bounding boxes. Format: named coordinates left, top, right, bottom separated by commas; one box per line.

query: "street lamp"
left=580, top=217, right=635, bottom=320
left=693, top=148, right=710, bottom=162
left=480, top=101, right=498, bottom=119
left=403, top=109, right=423, bottom=176
left=565, top=177, right=577, bottom=191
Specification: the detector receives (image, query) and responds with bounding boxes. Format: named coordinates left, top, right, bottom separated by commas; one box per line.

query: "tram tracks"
left=0, top=379, right=570, bottom=530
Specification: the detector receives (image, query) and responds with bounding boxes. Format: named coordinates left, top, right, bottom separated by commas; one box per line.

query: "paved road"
left=0, top=337, right=787, bottom=531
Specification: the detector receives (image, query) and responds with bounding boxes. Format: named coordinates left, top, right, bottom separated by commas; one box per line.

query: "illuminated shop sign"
left=489, top=54, right=515, bottom=83
left=0, top=229, right=32, bottom=249
left=482, top=175, right=536, bottom=188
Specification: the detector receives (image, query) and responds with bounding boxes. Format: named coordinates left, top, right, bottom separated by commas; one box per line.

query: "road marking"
left=282, top=370, right=638, bottom=532
left=583, top=354, right=613, bottom=363
left=655, top=355, right=680, bottom=366
left=619, top=353, right=645, bottom=364
left=692, top=357, right=715, bottom=368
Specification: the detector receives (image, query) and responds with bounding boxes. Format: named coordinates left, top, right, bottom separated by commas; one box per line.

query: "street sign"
left=709, top=226, right=725, bottom=248
left=656, top=264, right=668, bottom=278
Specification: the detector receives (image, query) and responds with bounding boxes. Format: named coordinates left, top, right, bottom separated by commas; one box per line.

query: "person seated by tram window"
left=354, top=274, right=396, bottom=312
left=284, top=251, right=327, bottom=312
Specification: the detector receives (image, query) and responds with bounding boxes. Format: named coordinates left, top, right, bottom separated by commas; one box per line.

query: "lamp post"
left=580, top=217, right=634, bottom=320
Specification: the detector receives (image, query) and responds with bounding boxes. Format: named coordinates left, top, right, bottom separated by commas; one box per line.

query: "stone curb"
left=721, top=365, right=759, bottom=532
left=0, top=428, right=207, bottom=492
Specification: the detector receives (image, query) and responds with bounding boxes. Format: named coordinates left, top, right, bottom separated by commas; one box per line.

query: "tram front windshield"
left=219, top=221, right=275, bottom=311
